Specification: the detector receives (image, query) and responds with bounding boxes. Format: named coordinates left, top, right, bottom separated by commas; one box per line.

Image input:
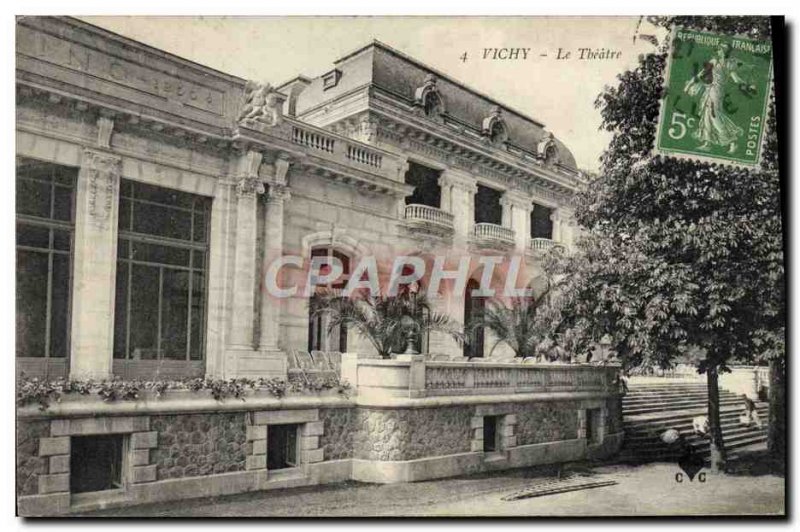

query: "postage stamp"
left=655, top=27, right=773, bottom=167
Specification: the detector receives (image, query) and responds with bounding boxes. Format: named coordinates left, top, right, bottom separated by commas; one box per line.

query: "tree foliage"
left=556, top=16, right=784, bottom=376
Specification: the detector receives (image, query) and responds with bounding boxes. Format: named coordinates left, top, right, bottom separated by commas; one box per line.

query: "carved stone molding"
left=236, top=176, right=265, bottom=197
left=96, top=116, right=114, bottom=148
left=265, top=183, right=291, bottom=204
left=80, top=148, right=121, bottom=230
left=438, top=170, right=478, bottom=194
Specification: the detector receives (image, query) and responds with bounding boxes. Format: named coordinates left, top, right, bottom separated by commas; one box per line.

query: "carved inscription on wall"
left=17, top=25, right=225, bottom=116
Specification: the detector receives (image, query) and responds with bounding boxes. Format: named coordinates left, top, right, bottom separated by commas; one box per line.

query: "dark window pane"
left=132, top=201, right=192, bottom=241
left=53, top=167, right=76, bottom=187
left=190, top=272, right=205, bottom=360
left=118, top=199, right=131, bottom=232
left=404, top=162, right=442, bottom=208
left=192, top=211, right=207, bottom=243
left=131, top=241, right=190, bottom=267
left=134, top=182, right=194, bottom=209
left=120, top=179, right=133, bottom=198
left=475, top=185, right=503, bottom=225
left=192, top=250, right=205, bottom=270
left=53, top=229, right=71, bottom=252
left=17, top=223, right=50, bottom=249
left=16, top=179, right=51, bottom=218
left=16, top=250, right=49, bottom=358
left=49, top=254, right=70, bottom=358
left=161, top=269, right=189, bottom=360
left=117, top=238, right=129, bottom=260
left=531, top=204, right=554, bottom=239
left=129, top=264, right=160, bottom=360
left=52, top=185, right=73, bottom=222
left=113, top=262, right=129, bottom=359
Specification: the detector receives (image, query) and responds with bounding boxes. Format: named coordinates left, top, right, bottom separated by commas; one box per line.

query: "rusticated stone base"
left=150, top=413, right=248, bottom=480
left=17, top=420, right=50, bottom=496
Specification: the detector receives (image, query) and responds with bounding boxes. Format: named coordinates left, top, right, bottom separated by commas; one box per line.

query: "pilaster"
left=69, top=147, right=121, bottom=380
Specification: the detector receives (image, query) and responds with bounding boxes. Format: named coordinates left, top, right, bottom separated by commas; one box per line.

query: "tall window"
left=474, top=185, right=503, bottom=225
left=404, top=162, right=442, bottom=208
left=16, top=158, right=76, bottom=378
left=113, top=180, right=210, bottom=379
left=463, top=279, right=485, bottom=358
left=308, top=247, right=349, bottom=352
left=531, top=203, right=554, bottom=239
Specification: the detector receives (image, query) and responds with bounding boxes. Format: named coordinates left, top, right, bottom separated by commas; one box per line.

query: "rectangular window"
left=15, top=158, right=77, bottom=379
left=474, top=185, right=503, bottom=225
left=267, top=424, right=299, bottom=470
left=113, top=180, right=210, bottom=379
left=70, top=435, right=125, bottom=494
left=404, top=162, right=442, bottom=208
left=586, top=408, right=602, bottom=445
left=483, top=416, right=498, bottom=452
left=531, top=203, right=554, bottom=239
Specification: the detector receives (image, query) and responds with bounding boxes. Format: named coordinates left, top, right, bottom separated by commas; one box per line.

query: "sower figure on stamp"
left=683, top=43, right=756, bottom=154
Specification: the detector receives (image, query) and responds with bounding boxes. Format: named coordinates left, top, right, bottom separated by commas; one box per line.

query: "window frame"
left=15, top=157, right=77, bottom=379
left=112, top=179, right=211, bottom=379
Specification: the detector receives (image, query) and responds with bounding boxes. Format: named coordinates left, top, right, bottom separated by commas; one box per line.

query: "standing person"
left=740, top=397, right=763, bottom=428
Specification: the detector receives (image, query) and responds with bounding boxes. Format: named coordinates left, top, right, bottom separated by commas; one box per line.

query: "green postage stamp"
left=655, top=28, right=773, bottom=167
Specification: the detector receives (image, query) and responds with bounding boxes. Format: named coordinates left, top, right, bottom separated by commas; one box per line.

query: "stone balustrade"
left=472, top=222, right=515, bottom=246
left=288, top=122, right=404, bottom=181
left=529, top=237, right=561, bottom=251
left=342, top=354, right=621, bottom=400
left=404, top=203, right=455, bottom=231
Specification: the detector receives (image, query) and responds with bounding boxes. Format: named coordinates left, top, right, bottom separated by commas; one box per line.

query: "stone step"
left=623, top=398, right=747, bottom=416
left=623, top=390, right=740, bottom=401
left=625, top=418, right=767, bottom=443
left=623, top=402, right=767, bottom=424
left=627, top=433, right=767, bottom=459
left=624, top=423, right=767, bottom=449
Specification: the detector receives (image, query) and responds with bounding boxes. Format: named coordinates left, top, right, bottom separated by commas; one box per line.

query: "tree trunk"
left=767, top=358, right=786, bottom=466
left=706, top=365, right=727, bottom=472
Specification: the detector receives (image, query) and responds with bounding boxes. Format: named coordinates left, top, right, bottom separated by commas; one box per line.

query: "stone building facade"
left=15, top=17, right=619, bottom=515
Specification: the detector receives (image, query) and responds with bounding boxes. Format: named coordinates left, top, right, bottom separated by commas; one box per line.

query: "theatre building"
left=16, top=17, right=623, bottom=515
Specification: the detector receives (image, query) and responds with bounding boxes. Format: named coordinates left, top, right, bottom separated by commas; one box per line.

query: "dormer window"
left=414, top=74, right=445, bottom=120
left=322, top=69, right=341, bottom=90
left=482, top=106, right=508, bottom=146
left=537, top=131, right=560, bottom=167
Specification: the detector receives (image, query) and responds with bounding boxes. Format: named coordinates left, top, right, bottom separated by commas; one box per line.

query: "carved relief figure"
left=238, top=80, right=282, bottom=127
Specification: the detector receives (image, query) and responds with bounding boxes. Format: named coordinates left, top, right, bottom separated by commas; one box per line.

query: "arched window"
left=463, top=279, right=485, bottom=358
left=307, top=247, right=349, bottom=353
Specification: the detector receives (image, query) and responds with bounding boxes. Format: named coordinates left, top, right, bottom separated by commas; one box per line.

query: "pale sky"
left=81, top=16, right=666, bottom=171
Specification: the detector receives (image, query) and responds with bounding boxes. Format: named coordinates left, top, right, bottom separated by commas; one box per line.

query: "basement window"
left=483, top=416, right=499, bottom=452
left=70, top=435, right=125, bottom=493
left=267, top=424, right=299, bottom=470
left=586, top=409, right=602, bottom=445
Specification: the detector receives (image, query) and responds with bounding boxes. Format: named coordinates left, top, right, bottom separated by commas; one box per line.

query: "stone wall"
left=605, top=396, right=623, bottom=435
left=319, top=408, right=354, bottom=461
left=352, top=406, right=473, bottom=461
left=515, top=402, right=579, bottom=446
left=16, top=420, right=50, bottom=496
left=149, top=413, right=248, bottom=480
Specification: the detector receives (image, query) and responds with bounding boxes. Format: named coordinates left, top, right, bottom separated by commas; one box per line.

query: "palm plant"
left=310, top=290, right=464, bottom=359
left=468, top=291, right=562, bottom=360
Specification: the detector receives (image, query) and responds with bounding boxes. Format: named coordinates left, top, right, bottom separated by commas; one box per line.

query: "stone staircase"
left=619, top=380, right=768, bottom=463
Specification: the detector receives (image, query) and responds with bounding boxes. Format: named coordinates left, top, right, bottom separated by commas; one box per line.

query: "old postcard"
left=14, top=15, right=785, bottom=518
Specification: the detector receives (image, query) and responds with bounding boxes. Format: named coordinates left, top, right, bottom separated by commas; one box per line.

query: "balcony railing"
left=286, top=121, right=405, bottom=182
left=404, top=204, right=454, bottom=231
left=342, top=355, right=622, bottom=399
left=473, top=223, right=515, bottom=245
left=529, top=237, right=563, bottom=252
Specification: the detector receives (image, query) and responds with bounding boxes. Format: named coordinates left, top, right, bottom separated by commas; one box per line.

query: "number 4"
left=460, top=52, right=468, bottom=63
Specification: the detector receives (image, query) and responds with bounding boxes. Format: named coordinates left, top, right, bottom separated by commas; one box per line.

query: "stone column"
left=501, top=190, right=532, bottom=253
left=258, top=182, right=291, bottom=352
left=439, top=169, right=477, bottom=248
left=69, top=148, right=121, bottom=380
left=551, top=209, right=563, bottom=242
left=228, top=151, right=264, bottom=351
